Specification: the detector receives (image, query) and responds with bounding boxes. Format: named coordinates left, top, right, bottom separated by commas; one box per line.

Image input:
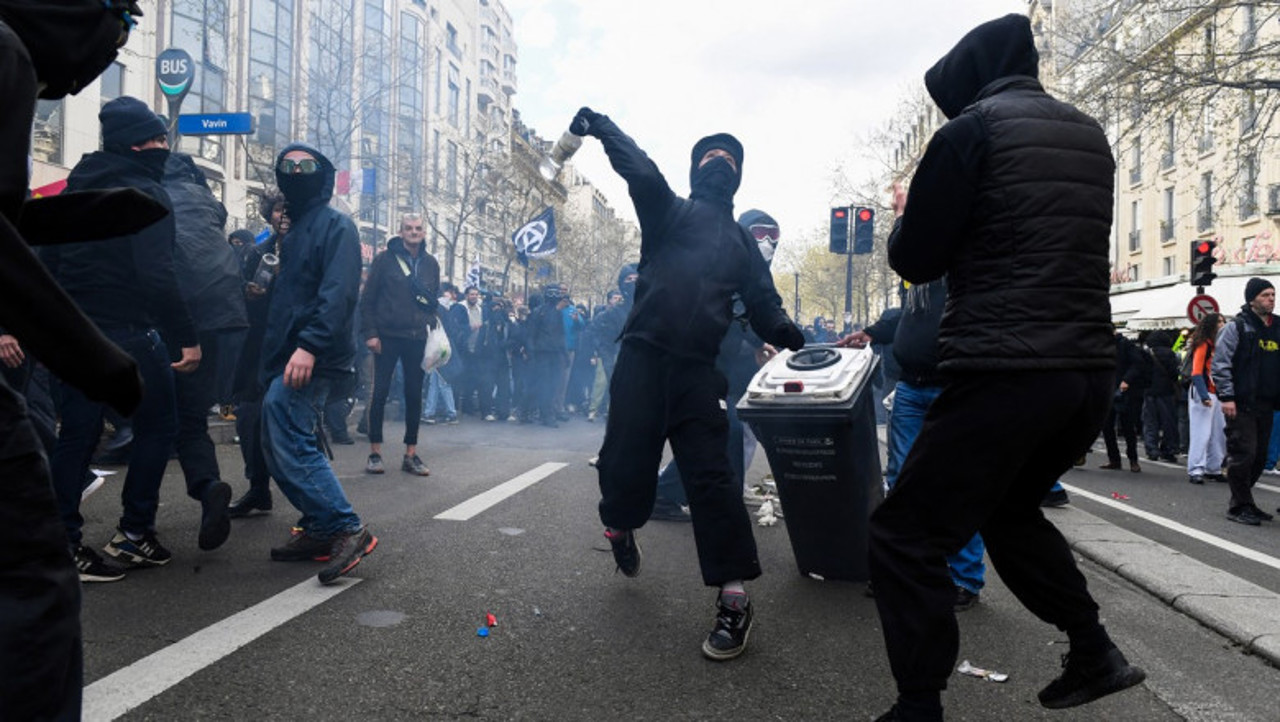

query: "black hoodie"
left=887, top=14, right=1115, bottom=373
left=260, top=143, right=362, bottom=384
left=41, top=148, right=197, bottom=350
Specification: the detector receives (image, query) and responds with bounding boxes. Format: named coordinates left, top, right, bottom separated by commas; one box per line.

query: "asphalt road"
left=75, top=413, right=1280, bottom=721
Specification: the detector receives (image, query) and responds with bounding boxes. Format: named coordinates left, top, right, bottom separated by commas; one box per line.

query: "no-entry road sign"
left=1187, top=294, right=1219, bottom=324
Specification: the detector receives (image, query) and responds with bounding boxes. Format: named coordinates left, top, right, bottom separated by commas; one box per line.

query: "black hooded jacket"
left=888, top=14, right=1115, bottom=373
left=260, top=143, right=362, bottom=384
left=163, top=153, right=247, bottom=334
left=584, top=115, right=794, bottom=362
left=1144, top=331, right=1180, bottom=397
left=41, top=149, right=198, bottom=350
left=359, top=236, right=440, bottom=341
left=586, top=262, right=636, bottom=365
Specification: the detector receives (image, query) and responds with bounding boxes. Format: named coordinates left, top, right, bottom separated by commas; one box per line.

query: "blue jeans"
left=262, top=376, right=361, bottom=539
left=886, top=380, right=986, bottom=593
left=423, top=369, right=456, bottom=419
left=49, top=328, right=177, bottom=544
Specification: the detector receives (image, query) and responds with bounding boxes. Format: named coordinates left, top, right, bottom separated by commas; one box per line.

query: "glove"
left=570, top=107, right=601, bottom=137
left=773, top=322, right=805, bottom=352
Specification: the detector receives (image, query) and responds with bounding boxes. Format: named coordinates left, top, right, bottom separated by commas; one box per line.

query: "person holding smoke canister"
left=570, top=106, right=804, bottom=662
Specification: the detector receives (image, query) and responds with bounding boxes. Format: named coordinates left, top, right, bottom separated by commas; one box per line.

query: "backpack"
left=1177, top=349, right=1195, bottom=389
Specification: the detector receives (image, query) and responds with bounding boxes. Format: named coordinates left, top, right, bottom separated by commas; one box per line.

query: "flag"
left=361, top=166, right=377, bottom=194
left=512, top=207, right=556, bottom=267
left=31, top=179, right=67, bottom=197
left=336, top=170, right=351, bottom=196
left=465, top=258, right=482, bottom=290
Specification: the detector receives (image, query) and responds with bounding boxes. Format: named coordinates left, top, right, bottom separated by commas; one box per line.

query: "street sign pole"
left=844, top=245, right=853, bottom=334
left=156, top=48, right=194, bottom=146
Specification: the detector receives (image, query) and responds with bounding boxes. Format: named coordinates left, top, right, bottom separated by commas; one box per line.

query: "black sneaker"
left=228, top=489, right=272, bottom=518
left=198, top=481, right=232, bottom=551
left=401, top=454, right=430, bottom=476
left=702, top=592, right=753, bottom=661
left=270, top=528, right=332, bottom=562
left=1188, top=475, right=1205, bottom=485
left=1039, top=646, right=1146, bottom=709
left=1227, top=507, right=1264, bottom=526
left=604, top=529, right=641, bottom=577
left=75, top=545, right=125, bottom=583
left=318, top=527, right=378, bottom=584
left=104, top=530, right=172, bottom=567
left=954, top=587, right=980, bottom=612
left=1041, top=488, right=1070, bottom=508
left=365, top=453, right=385, bottom=474
left=1248, top=505, right=1274, bottom=522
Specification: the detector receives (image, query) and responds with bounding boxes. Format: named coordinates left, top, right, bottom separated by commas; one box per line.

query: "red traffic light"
left=833, top=209, right=847, bottom=219
left=1196, top=241, right=1212, bottom=254
left=857, top=208, right=873, bottom=222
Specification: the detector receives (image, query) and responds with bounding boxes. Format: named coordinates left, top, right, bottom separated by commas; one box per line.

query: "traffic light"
left=1190, top=239, right=1217, bottom=287
left=852, top=207, right=875, bottom=254
left=829, top=207, right=849, bottom=254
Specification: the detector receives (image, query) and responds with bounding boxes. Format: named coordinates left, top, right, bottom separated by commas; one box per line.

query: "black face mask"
left=689, top=157, right=739, bottom=206
left=130, top=147, right=170, bottom=177
left=277, top=171, right=326, bottom=213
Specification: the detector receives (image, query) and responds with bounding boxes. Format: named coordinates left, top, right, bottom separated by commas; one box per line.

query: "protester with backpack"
left=1186, top=312, right=1226, bottom=485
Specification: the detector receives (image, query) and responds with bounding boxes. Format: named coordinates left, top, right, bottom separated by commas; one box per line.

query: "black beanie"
left=690, top=133, right=743, bottom=172
left=100, top=97, right=167, bottom=149
left=1245, top=277, right=1274, bottom=303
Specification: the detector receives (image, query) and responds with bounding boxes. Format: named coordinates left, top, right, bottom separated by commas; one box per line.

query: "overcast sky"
left=506, top=0, right=1029, bottom=250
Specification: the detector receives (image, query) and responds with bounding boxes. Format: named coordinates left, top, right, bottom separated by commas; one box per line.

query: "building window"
left=1128, top=200, right=1141, bottom=251
left=1203, top=22, right=1216, bottom=70
left=432, top=129, right=440, bottom=190
left=249, top=0, right=293, bottom=173
left=1239, top=153, right=1259, bottom=220
left=1162, top=255, right=1176, bottom=277
left=171, top=0, right=229, bottom=165
left=1198, top=101, right=1214, bottom=154
left=433, top=47, right=442, bottom=114
left=1127, top=264, right=1141, bottom=283
left=1128, top=137, right=1142, bottom=185
left=1241, top=91, right=1258, bottom=136
left=99, top=62, right=124, bottom=104
left=1160, top=115, right=1175, bottom=170
left=1161, top=187, right=1175, bottom=242
left=447, top=64, right=460, bottom=127
left=446, top=22, right=461, bottom=58
left=1198, top=172, right=1214, bottom=232
left=31, top=99, right=63, bottom=165
left=446, top=139, right=458, bottom=195
left=1241, top=2, right=1257, bottom=51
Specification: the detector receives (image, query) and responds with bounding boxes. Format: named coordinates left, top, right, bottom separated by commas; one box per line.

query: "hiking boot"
left=75, top=545, right=125, bottom=583
left=228, top=489, right=272, bottom=518
left=270, top=529, right=332, bottom=562
left=1038, top=646, right=1146, bottom=709
left=318, top=527, right=378, bottom=584
left=198, top=481, right=232, bottom=551
left=401, top=454, right=430, bottom=476
left=702, top=591, right=753, bottom=661
left=104, top=530, right=172, bottom=567
left=365, top=453, right=385, bottom=474
left=1227, top=507, right=1264, bottom=526
left=604, top=528, right=641, bottom=577
left=1041, top=488, right=1070, bottom=508
left=954, top=587, right=980, bottom=612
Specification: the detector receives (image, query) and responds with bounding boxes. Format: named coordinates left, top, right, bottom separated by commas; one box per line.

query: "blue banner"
left=513, top=207, right=556, bottom=268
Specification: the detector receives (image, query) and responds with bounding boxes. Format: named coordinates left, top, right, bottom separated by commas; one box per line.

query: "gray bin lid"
left=740, top=346, right=877, bottom=407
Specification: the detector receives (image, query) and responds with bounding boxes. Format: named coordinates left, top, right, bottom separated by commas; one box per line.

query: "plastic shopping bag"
left=421, top=318, right=452, bottom=373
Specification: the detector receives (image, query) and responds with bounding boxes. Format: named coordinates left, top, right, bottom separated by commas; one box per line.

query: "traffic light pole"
left=844, top=247, right=853, bottom=334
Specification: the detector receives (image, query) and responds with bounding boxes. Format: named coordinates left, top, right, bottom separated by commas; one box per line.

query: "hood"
left=737, top=209, right=774, bottom=229
left=162, top=153, right=209, bottom=188
left=688, top=133, right=742, bottom=205
left=273, top=142, right=335, bottom=211
left=67, top=149, right=162, bottom=187
left=1146, top=330, right=1173, bottom=349
left=738, top=208, right=779, bottom=265
left=0, top=0, right=140, bottom=99
left=924, top=14, right=1039, bottom=120
left=616, top=263, right=638, bottom=292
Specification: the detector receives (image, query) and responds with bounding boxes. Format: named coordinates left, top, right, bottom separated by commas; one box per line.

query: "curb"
left=1051, top=504, right=1280, bottom=668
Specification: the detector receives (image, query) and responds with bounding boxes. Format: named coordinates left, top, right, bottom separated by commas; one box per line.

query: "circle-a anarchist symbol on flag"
left=516, top=220, right=550, bottom=256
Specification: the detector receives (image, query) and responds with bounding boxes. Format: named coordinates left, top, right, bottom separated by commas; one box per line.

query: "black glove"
left=571, top=107, right=601, bottom=137
left=773, top=322, right=805, bottom=352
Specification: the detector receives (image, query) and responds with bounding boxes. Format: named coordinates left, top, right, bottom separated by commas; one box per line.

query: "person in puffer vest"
left=862, top=15, right=1146, bottom=722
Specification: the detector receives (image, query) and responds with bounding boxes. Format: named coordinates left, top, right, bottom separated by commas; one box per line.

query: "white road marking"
left=82, top=577, right=361, bottom=721
left=1061, top=483, right=1280, bottom=573
left=434, top=462, right=569, bottom=521
left=1257, top=482, right=1279, bottom=495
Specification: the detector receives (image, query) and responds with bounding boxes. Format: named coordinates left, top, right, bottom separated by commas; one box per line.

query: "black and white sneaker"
left=75, top=545, right=125, bottom=583
left=702, top=591, right=753, bottom=661
left=104, top=530, right=172, bottom=567
left=604, top=529, right=641, bottom=577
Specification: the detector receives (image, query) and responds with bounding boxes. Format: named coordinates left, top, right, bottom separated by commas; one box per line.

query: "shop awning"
left=1118, top=276, right=1255, bottom=330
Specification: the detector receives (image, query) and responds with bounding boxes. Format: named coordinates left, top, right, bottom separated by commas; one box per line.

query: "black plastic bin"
left=737, top=346, right=883, bottom=581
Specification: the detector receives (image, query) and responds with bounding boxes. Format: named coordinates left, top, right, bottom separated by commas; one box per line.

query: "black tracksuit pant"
left=870, top=369, right=1113, bottom=698
left=368, top=335, right=426, bottom=446
left=173, top=329, right=226, bottom=501
left=1102, top=391, right=1142, bottom=464
left=1224, top=402, right=1274, bottom=513
left=596, top=339, right=760, bottom=586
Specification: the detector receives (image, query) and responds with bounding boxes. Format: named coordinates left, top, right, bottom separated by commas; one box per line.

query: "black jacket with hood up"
left=360, top=236, right=440, bottom=341
left=584, top=115, right=796, bottom=363
left=42, top=148, right=198, bottom=350
left=888, top=14, right=1115, bottom=373
left=260, top=143, right=362, bottom=384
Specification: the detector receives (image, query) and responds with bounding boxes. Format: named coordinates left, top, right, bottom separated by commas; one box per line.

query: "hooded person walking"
left=569, top=107, right=804, bottom=662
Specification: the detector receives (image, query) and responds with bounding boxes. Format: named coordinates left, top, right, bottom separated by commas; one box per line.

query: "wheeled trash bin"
left=737, top=345, right=882, bottom=581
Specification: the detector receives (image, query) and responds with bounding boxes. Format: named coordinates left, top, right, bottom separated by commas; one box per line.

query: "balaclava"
left=274, top=143, right=334, bottom=215
left=688, top=133, right=743, bottom=206
left=616, top=262, right=638, bottom=303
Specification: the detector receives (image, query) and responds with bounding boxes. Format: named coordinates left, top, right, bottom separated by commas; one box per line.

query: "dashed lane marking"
left=82, top=577, right=361, bottom=721
left=1062, top=483, right=1280, bottom=573
left=434, top=462, right=569, bottom=521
